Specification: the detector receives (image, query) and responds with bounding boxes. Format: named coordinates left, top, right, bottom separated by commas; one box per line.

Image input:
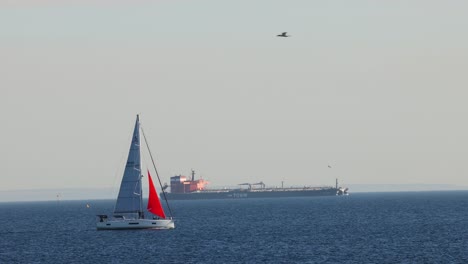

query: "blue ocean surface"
left=0, top=191, right=467, bottom=263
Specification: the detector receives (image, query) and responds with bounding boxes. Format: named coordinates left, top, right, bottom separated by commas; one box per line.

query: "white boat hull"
left=96, top=218, right=175, bottom=230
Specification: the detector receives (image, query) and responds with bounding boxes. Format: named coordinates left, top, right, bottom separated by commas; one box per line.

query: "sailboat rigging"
left=96, top=115, right=175, bottom=230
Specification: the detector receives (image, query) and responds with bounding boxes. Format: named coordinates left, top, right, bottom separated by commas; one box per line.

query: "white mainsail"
left=113, top=115, right=144, bottom=217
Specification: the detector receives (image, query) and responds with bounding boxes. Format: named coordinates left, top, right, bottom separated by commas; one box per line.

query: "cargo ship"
left=162, top=170, right=348, bottom=200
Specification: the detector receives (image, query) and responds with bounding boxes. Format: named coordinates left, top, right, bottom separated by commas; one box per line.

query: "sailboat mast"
left=140, top=125, right=174, bottom=218
left=137, top=115, right=144, bottom=218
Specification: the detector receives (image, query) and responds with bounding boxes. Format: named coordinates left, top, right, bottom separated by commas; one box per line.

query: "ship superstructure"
left=170, top=170, right=209, bottom=193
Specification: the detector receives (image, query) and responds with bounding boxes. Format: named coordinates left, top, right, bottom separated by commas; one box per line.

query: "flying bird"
left=277, top=32, right=290, bottom=37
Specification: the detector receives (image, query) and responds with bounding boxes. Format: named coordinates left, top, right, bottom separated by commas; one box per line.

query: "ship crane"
left=238, top=183, right=252, bottom=190
left=252, top=182, right=266, bottom=189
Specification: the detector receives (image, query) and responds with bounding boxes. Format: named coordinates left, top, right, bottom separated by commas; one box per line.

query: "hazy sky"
left=2, top=0, right=468, bottom=199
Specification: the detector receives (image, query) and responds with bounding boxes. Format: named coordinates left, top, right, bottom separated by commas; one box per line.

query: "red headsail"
left=147, top=170, right=166, bottom=219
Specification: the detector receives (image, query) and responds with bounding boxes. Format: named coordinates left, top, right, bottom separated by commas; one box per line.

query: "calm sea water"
left=0, top=191, right=467, bottom=263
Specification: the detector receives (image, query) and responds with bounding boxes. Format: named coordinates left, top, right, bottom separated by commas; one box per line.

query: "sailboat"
left=96, top=115, right=175, bottom=230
